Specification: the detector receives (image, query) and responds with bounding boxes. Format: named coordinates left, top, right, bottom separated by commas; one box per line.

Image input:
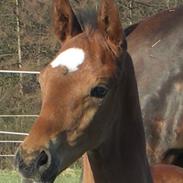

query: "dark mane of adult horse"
left=126, top=6, right=183, bottom=166
left=14, top=0, right=152, bottom=182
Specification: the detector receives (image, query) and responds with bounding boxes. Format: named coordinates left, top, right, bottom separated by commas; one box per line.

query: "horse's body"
left=152, top=164, right=183, bottom=183
left=127, top=6, right=183, bottom=165
left=14, top=0, right=152, bottom=182
left=82, top=153, right=183, bottom=183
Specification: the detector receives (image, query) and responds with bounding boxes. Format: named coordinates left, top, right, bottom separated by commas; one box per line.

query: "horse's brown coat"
left=152, top=164, right=183, bottom=183
left=14, top=0, right=152, bottom=182
left=82, top=153, right=183, bottom=183
left=127, top=6, right=183, bottom=165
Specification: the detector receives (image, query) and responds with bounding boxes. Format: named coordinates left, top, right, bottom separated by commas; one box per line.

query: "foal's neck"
left=86, top=117, right=150, bottom=183
left=83, top=56, right=152, bottom=183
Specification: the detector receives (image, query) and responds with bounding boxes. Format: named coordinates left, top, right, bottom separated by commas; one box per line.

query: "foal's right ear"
left=53, top=0, right=82, bottom=43
left=97, top=0, right=125, bottom=49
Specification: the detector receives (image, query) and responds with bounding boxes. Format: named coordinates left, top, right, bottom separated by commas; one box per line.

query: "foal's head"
left=15, top=0, right=127, bottom=182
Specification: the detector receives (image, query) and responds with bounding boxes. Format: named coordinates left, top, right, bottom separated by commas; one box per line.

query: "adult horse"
left=82, top=154, right=183, bottom=183
left=152, top=164, right=183, bottom=183
left=14, top=0, right=152, bottom=182
left=126, top=6, right=183, bottom=166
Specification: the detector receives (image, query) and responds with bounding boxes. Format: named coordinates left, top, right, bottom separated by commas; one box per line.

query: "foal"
left=15, top=0, right=152, bottom=182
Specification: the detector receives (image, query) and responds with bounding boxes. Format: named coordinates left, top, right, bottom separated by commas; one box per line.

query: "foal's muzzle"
left=15, top=147, right=52, bottom=181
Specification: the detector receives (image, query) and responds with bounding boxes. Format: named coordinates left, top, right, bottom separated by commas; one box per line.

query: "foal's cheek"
left=66, top=106, right=98, bottom=145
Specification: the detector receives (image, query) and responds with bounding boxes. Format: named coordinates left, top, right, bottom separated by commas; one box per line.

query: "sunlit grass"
left=0, top=167, right=81, bottom=183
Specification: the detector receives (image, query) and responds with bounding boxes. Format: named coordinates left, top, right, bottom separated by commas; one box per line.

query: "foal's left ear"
left=97, top=0, right=125, bottom=48
left=53, top=0, right=82, bottom=43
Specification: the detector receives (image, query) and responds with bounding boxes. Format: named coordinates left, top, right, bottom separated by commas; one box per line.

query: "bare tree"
left=15, top=0, right=23, bottom=95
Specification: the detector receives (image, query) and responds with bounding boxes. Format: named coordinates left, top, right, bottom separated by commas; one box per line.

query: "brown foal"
left=14, top=0, right=152, bottom=182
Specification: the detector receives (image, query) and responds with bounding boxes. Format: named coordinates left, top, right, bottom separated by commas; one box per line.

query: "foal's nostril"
left=37, top=151, right=48, bottom=167
left=14, top=148, right=52, bottom=179
left=36, top=150, right=51, bottom=172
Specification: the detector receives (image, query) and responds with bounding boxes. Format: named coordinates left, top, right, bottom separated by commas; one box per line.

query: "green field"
left=0, top=168, right=81, bottom=183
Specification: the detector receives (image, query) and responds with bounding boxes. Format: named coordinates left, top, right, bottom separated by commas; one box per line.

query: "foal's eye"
left=90, top=86, right=108, bottom=98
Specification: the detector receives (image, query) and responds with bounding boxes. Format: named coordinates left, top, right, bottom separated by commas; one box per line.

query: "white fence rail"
left=0, top=141, right=23, bottom=143
left=0, top=155, right=15, bottom=157
left=0, top=131, right=28, bottom=157
left=0, top=131, right=29, bottom=136
left=0, top=70, right=39, bottom=157
left=0, top=70, right=40, bottom=74
left=0, top=115, right=39, bottom=118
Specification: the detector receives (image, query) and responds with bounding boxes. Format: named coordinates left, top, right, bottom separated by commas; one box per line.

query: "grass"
left=0, top=168, right=81, bottom=183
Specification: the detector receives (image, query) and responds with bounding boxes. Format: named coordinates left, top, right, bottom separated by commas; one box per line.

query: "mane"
left=71, top=0, right=98, bottom=31
left=124, top=22, right=139, bottom=37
